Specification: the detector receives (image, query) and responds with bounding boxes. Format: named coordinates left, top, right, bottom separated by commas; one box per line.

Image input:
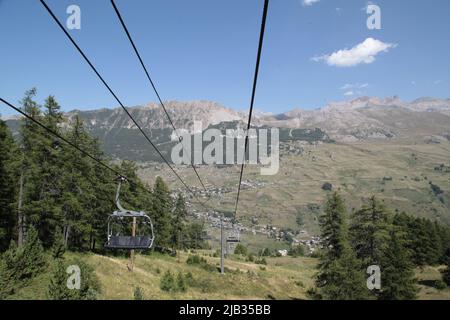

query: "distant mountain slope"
left=4, top=97, right=450, bottom=161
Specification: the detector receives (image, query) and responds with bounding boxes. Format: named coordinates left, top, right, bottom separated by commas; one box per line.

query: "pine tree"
left=48, top=258, right=100, bottom=300
left=48, top=260, right=74, bottom=300
left=51, top=227, right=66, bottom=259
left=0, top=119, right=16, bottom=251
left=315, top=192, right=368, bottom=300
left=19, top=226, right=46, bottom=279
left=350, top=196, right=390, bottom=266
left=379, top=229, right=418, bottom=300
left=172, top=193, right=187, bottom=249
left=177, top=272, right=187, bottom=292
left=0, top=241, right=20, bottom=298
left=17, top=88, right=43, bottom=247
left=153, top=177, right=172, bottom=249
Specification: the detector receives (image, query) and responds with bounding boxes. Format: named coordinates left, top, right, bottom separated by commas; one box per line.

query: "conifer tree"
left=48, top=258, right=100, bottom=300
left=19, top=226, right=46, bottom=279
left=17, top=88, right=43, bottom=246
left=350, top=196, right=390, bottom=266
left=379, top=228, right=418, bottom=300
left=51, top=227, right=66, bottom=259
left=0, top=119, right=16, bottom=251
left=172, top=193, right=187, bottom=249
left=315, top=192, right=368, bottom=300
left=152, top=177, right=172, bottom=249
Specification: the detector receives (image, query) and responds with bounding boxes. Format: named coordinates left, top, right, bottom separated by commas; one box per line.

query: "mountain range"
left=4, top=96, right=450, bottom=161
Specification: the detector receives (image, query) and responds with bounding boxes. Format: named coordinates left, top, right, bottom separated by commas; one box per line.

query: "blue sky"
left=1, top=0, right=449, bottom=116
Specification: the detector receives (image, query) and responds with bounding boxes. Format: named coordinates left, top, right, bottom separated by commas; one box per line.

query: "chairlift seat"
left=226, top=236, right=240, bottom=243
left=105, top=235, right=153, bottom=250
left=104, top=178, right=155, bottom=251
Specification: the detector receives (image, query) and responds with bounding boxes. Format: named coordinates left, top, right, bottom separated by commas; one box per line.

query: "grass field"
left=7, top=251, right=450, bottom=300
left=138, top=139, right=450, bottom=235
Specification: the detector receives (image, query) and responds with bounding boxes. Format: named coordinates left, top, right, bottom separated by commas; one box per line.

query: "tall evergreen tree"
left=172, top=193, right=187, bottom=249
left=379, top=228, right=418, bottom=300
left=315, top=192, right=368, bottom=300
left=350, top=196, right=390, bottom=266
left=17, top=88, right=43, bottom=246
left=152, top=176, right=172, bottom=249
left=0, top=119, right=16, bottom=251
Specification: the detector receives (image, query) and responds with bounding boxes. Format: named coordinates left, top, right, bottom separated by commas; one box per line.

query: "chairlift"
left=226, top=226, right=240, bottom=244
left=105, top=177, right=155, bottom=250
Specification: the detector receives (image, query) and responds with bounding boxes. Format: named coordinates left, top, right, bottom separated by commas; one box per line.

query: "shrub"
left=48, top=258, right=100, bottom=300
left=0, top=228, right=46, bottom=299
left=289, top=245, right=305, bottom=257
left=234, top=244, right=248, bottom=255
left=434, top=280, right=447, bottom=290
left=186, top=254, right=215, bottom=271
left=160, top=270, right=176, bottom=292
left=321, top=182, right=333, bottom=191
left=134, top=287, right=144, bottom=300
left=177, top=272, right=187, bottom=292
left=186, top=254, right=205, bottom=265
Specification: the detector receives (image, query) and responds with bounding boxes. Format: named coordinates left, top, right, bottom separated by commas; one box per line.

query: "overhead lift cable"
left=233, top=0, right=270, bottom=220
left=39, top=0, right=196, bottom=196
left=110, top=0, right=208, bottom=192
left=0, top=97, right=214, bottom=210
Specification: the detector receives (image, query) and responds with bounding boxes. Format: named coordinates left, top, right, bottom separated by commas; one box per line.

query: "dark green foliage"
left=0, top=242, right=21, bottom=298
left=47, top=258, right=100, bottom=300
left=152, top=177, right=172, bottom=248
left=315, top=192, right=368, bottom=300
left=379, top=229, right=418, bottom=300
left=186, top=254, right=215, bottom=271
left=393, top=213, right=449, bottom=266
left=350, top=197, right=390, bottom=266
left=176, top=272, right=187, bottom=292
left=0, top=227, right=46, bottom=298
left=234, top=243, right=248, bottom=255
left=51, top=228, right=66, bottom=259
left=133, top=286, right=144, bottom=300
left=259, top=248, right=272, bottom=257
left=321, top=182, right=333, bottom=191
left=20, top=227, right=46, bottom=278
left=160, top=270, right=176, bottom=292
left=172, top=194, right=187, bottom=249
left=0, top=119, right=16, bottom=251
left=288, top=245, right=305, bottom=257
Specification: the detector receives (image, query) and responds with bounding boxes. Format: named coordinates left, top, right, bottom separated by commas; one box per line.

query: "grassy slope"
left=8, top=251, right=450, bottom=300
left=138, top=140, right=450, bottom=235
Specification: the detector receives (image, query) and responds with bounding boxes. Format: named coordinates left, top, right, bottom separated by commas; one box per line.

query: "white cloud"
left=340, top=83, right=369, bottom=90
left=312, top=38, right=397, bottom=67
left=344, top=91, right=355, bottom=96
left=302, top=0, right=320, bottom=6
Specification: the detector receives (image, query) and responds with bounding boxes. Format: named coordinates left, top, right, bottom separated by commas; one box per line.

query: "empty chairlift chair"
left=226, top=227, right=240, bottom=244
left=105, top=177, right=155, bottom=250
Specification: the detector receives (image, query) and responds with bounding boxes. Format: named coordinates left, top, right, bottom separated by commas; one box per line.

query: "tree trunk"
left=17, top=171, right=25, bottom=247
left=63, top=224, right=71, bottom=246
